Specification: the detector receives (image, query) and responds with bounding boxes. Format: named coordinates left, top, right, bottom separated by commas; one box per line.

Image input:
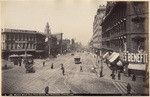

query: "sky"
left=1, top=0, right=107, bottom=45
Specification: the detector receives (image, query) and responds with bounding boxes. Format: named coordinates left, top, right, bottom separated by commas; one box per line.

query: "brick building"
left=1, top=28, right=46, bottom=59
left=91, top=5, right=106, bottom=56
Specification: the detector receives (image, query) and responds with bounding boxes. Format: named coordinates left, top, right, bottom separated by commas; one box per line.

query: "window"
left=13, top=35, right=15, bottom=40
left=19, top=35, right=21, bottom=40
left=17, top=35, right=19, bottom=40
left=15, top=35, right=17, bottom=40
left=11, top=44, right=13, bottom=49
left=15, top=43, right=17, bottom=49
left=11, top=35, right=13, bottom=40
left=6, top=43, right=8, bottom=49
left=27, top=36, right=29, bottom=41
left=6, top=35, right=9, bottom=40
left=23, top=35, right=25, bottom=41
left=25, top=36, right=27, bottom=41
left=13, top=43, right=15, bottom=49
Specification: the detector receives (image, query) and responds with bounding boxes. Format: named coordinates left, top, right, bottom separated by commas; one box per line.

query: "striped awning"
left=108, top=52, right=119, bottom=63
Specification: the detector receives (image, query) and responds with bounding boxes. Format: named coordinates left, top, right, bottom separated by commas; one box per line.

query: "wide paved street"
left=2, top=52, right=146, bottom=95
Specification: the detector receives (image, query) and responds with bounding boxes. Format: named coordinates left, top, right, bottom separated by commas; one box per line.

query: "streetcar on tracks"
left=21, top=54, right=35, bottom=73
left=74, top=54, right=81, bottom=64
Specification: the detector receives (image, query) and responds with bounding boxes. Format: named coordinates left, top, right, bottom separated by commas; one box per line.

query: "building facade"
left=1, top=28, right=46, bottom=59
left=101, top=2, right=148, bottom=76
left=91, top=5, right=106, bottom=56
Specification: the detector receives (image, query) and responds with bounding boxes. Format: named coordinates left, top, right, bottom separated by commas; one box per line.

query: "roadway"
left=2, top=52, right=146, bottom=95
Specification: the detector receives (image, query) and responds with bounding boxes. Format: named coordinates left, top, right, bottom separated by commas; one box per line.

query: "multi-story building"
left=101, top=2, right=148, bottom=76
left=44, top=22, right=63, bottom=56
left=62, top=39, right=71, bottom=53
left=1, top=28, right=46, bottom=59
left=91, top=5, right=106, bottom=56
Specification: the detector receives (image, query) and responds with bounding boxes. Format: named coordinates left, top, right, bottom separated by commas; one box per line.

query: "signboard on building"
left=120, top=52, right=148, bottom=63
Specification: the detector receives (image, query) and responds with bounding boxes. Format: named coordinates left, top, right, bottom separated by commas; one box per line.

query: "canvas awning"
left=103, top=52, right=109, bottom=59
left=128, top=63, right=146, bottom=71
left=107, top=52, right=119, bottom=63
left=117, top=60, right=123, bottom=66
left=9, top=54, right=20, bottom=58
left=107, top=52, right=116, bottom=60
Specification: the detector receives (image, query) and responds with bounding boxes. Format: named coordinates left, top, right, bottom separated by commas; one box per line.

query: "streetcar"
left=74, top=54, right=81, bottom=64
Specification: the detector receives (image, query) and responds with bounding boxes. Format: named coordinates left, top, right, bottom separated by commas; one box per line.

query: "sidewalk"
left=96, top=60, right=145, bottom=85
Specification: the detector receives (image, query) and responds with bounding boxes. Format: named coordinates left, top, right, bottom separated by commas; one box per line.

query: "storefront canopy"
left=128, top=63, right=146, bottom=71
left=103, top=52, right=109, bottom=59
left=107, top=52, right=116, bottom=60
left=108, top=52, right=119, bottom=63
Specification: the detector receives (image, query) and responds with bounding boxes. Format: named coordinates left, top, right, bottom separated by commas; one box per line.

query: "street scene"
left=1, top=1, right=149, bottom=96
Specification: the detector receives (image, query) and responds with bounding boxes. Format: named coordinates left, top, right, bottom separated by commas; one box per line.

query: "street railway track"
left=2, top=54, right=71, bottom=93
left=13, top=56, right=72, bottom=93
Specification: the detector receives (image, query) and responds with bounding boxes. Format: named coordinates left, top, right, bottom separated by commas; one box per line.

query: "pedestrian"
left=69, top=90, right=73, bottom=94
left=18, top=58, right=21, bottom=67
left=112, top=73, right=115, bottom=79
left=132, top=74, right=136, bottom=81
left=45, top=86, right=49, bottom=94
left=61, top=64, right=63, bottom=70
left=128, top=69, right=131, bottom=76
left=114, top=67, right=117, bottom=74
left=127, top=83, right=131, bottom=95
left=51, top=63, right=54, bottom=69
left=5, top=64, right=7, bottom=69
left=43, top=61, right=45, bottom=67
left=80, top=66, right=83, bottom=72
left=112, top=69, right=115, bottom=75
left=62, top=68, right=65, bottom=75
left=118, top=71, right=121, bottom=80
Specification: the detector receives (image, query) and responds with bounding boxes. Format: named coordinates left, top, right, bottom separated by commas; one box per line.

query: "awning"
left=117, top=60, right=123, bottom=66
left=128, top=63, right=146, bottom=71
left=107, top=52, right=119, bottom=63
left=20, top=54, right=32, bottom=57
left=36, top=50, right=44, bottom=52
left=9, top=54, right=21, bottom=57
left=103, top=52, right=109, bottom=59
left=109, top=52, right=119, bottom=63
left=107, top=52, right=116, bottom=60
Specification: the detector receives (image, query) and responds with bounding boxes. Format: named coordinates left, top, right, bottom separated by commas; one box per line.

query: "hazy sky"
left=1, top=0, right=106, bottom=45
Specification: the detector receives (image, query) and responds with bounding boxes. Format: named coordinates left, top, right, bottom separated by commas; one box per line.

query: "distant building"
left=62, top=39, right=71, bottom=53
left=44, top=22, right=63, bottom=56
left=51, top=33, right=63, bottom=54
left=91, top=5, right=106, bottom=56
left=1, top=28, right=46, bottom=59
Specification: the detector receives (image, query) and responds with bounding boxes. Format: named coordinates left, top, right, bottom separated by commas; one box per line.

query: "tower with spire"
left=45, top=22, right=51, bottom=38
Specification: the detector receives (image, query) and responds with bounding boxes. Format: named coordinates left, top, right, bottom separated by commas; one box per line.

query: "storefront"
left=120, top=51, right=148, bottom=76
left=128, top=63, right=146, bottom=76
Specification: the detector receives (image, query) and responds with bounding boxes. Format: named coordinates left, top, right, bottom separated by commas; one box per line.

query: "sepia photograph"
left=0, top=0, right=149, bottom=96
